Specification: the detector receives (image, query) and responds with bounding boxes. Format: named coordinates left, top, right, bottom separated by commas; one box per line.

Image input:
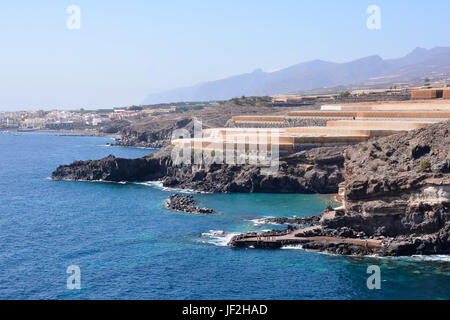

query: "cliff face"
left=115, top=118, right=194, bottom=148
left=163, top=146, right=344, bottom=193
left=52, top=147, right=173, bottom=182
left=52, top=146, right=345, bottom=194
left=316, top=120, right=450, bottom=256
left=108, top=102, right=295, bottom=149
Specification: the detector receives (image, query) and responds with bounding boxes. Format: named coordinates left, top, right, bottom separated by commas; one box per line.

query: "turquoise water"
left=0, top=132, right=449, bottom=300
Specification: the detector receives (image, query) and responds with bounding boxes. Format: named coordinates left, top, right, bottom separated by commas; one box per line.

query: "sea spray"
left=200, top=230, right=240, bottom=247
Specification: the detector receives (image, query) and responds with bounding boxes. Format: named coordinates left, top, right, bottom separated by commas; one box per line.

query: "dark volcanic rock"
left=114, top=118, right=194, bottom=148
left=52, top=145, right=345, bottom=194
left=317, top=120, right=450, bottom=256
left=301, top=241, right=373, bottom=256
left=166, top=194, right=214, bottom=214
left=161, top=146, right=345, bottom=194
left=263, top=216, right=321, bottom=226
left=229, top=121, right=450, bottom=257
left=52, top=147, right=173, bottom=182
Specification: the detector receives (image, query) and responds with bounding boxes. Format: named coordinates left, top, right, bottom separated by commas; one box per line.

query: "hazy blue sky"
left=1, top=0, right=450, bottom=111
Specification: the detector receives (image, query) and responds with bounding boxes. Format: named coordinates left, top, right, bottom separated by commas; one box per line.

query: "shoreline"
left=1, top=128, right=138, bottom=146
left=228, top=214, right=388, bottom=256
left=333, top=193, right=342, bottom=203
left=2, top=127, right=120, bottom=140
left=49, top=121, right=450, bottom=257
left=231, top=233, right=384, bottom=250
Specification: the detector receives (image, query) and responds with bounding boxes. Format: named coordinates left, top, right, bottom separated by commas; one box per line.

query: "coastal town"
left=0, top=105, right=180, bottom=131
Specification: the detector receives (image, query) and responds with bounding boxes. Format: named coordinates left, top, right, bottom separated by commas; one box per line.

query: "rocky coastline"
left=51, top=120, right=450, bottom=257
left=230, top=121, right=450, bottom=256
left=52, top=145, right=345, bottom=194
left=260, top=215, right=322, bottom=226
left=166, top=194, right=214, bottom=214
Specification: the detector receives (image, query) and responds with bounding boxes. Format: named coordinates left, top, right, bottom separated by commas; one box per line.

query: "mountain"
left=143, top=47, right=450, bottom=104
left=387, top=46, right=450, bottom=67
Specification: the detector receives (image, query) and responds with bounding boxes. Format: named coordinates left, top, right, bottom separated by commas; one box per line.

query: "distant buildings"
left=0, top=105, right=178, bottom=130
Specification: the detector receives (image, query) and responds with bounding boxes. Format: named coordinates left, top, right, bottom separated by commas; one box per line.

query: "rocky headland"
left=230, top=121, right=450, bottom=256
left=323, top=119, right=450, bottom=256
left=52, top=145, right=345, bottom=194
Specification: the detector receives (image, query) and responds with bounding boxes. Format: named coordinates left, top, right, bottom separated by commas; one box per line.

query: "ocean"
left=0, top=132, right=449, bottom=300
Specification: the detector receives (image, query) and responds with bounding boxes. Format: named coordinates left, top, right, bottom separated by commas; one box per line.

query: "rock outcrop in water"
left=52, top=146, right=345, bottom=194
left=166, top=194, right=214, bottom=214
left=52, top=147, right=173, bottom=182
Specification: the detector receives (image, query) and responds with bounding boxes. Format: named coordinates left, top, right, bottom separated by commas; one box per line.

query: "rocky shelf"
left=262, top=215, right=322, bottom=226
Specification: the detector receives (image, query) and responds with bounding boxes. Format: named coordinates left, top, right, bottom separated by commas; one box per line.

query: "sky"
left=1, top=0, right=450, bottom=111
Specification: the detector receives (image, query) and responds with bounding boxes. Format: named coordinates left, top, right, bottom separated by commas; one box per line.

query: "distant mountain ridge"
left=143, top=47, right=450, bottom=104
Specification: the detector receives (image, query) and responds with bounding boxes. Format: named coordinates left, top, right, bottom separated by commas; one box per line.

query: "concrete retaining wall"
left=325, top=120, right=434, bottom=129
left=285, top=127, right=404, bottom=137
left=444, top=89, right=450, bottom=99
left=286, top=110, right=450, bottom=119
left=411, top=89, right=443, bottom=99
left=172, top=138, right=294, bottom=152
left=231, top=116, right=285, bottom=122
left=340, top=103, right=450, bottom=111
left=292, top=135, right=369, bottom=144
left=226, top=118, right=329, bottom=128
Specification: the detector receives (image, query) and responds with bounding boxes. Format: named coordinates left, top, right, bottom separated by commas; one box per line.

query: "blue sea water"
left=0, top=131, right=449, bottom=300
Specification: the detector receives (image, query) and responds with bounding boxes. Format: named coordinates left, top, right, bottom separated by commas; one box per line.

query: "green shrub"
left=419, top=160, right=431, bottom=172
left=338, top=91, right=351, bottom=98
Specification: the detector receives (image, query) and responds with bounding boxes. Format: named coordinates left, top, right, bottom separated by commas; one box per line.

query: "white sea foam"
left=134, top=181, right=164, bottom=188
left=314, top=251, right=450, bottom=261
left=134, top=181, right=209, bottom=194
left=53, top=178, right=207, bottom=193
left=248, top=218, right=268, bottom=226
left=281, top=245, right=304, bottom=250
left=402, top=255, right=450, bottom=262
left=50, top=177, right=129, bottom=185
left=248, top=217, right=277, bottom=226
left=279, top=246, right=450, bottom=261
left=99, top=143, right=157, bottom=150
left=344, top=253, right=450, bottom=262
left=199, top=230, right=239, bottom=247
